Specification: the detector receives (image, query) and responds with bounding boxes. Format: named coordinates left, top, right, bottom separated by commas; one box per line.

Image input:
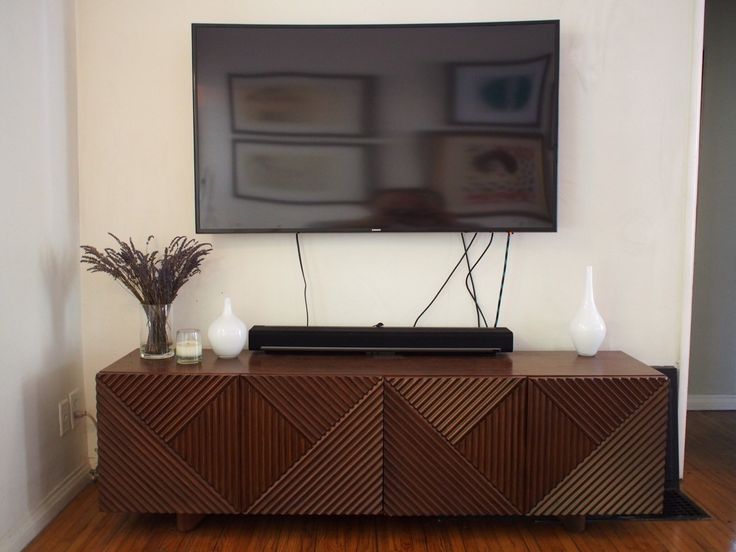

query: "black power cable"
left=413, top=233, right=479, bottom=327
left=461, top=233, right=481, bottom=327
left=463, top=233, right=494, bottom=328
left=295, top=233, right=309, bottom=326
left=494, top=232, right=512, bottom=328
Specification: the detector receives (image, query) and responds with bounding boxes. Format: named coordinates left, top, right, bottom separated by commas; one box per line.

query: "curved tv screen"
left=193, top=21, right=559, bottom=233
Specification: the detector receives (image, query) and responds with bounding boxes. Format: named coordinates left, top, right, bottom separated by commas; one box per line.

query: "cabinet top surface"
left=98, top=350, right=664, bottom=378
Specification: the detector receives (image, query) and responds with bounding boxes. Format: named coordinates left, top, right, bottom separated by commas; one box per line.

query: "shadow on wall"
left=21, top=246, right=87, bottom=509
left=21, top=0, right=90, bottom=501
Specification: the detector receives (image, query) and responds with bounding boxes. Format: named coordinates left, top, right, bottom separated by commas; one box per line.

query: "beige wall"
left=76, top=0, right=703, bottom=462
left=0, top=1, right=88, bottom=549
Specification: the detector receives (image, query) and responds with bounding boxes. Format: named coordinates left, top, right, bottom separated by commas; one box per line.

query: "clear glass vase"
left=139, top=303, right=174, bottom=359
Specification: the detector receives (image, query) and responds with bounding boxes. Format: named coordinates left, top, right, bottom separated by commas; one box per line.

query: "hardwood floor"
left=25, top=411, right=736, bottom=551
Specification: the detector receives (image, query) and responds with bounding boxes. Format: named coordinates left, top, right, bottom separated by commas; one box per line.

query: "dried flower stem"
left=81, top=234, right=212, bottom=355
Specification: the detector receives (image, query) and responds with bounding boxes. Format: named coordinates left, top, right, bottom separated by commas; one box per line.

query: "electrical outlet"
left=68, top=389, right=82, bottom=429
left=58, top=399, right=71, bottom=436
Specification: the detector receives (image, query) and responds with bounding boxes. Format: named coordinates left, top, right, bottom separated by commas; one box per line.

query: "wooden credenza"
left=96, top=350, right=669, bottom=528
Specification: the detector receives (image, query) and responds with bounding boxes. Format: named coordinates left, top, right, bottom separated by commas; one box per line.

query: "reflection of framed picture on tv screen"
left=228, top=73, right=373, bottom=136
left=232, top=140, right=371, bottom=204
left=448, top=57, right=549, bottom=127
left=430, top=132, right=550, bottom=219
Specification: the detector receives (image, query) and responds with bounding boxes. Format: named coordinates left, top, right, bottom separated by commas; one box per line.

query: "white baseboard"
left=688, top=394, right=736, bottom=410
left=0, top=463, right=91, bottom=552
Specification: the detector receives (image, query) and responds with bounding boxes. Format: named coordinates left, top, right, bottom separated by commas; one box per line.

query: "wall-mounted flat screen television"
left=192, top=21, right=559, bottom=233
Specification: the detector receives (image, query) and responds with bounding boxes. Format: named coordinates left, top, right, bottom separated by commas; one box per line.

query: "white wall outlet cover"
left=58, top=398, right=71, bottom=436
left=68, top=388, right=82, bottom=429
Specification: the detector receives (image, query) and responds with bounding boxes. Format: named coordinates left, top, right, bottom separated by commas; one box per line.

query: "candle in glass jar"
left=176, top=329, right=203, bottom=364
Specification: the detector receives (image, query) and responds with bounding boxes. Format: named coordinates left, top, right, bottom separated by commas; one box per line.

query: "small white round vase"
left=570, top=266, right=607, bottom=357
left=208, top=297, right=247, bottom=359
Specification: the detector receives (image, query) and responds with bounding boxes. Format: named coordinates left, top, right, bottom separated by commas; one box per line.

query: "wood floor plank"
left=684, top=469, right=736, bottom=520
left=314, top=517, right=376, bottom=552
left=128, top=515, right=186, bottom=552
left=376, top=516, right=427, bottom=552
left=423, top=518, right=467, bottom=552
left=22, top=412, right=736, bottom=552
left=645, top=520, right=711, bottom=552
left=515, top=521, right=544, bottom=552
left=608, top=521, right=667, bottom=552
left=460, top=518, right=527, bottom=552
left=175, top=515, right=228, bottom=551
left=214, top=516, right=280, bottom=552
left=101, top=514, right=173, bottom=552
left=272, top=517, right=316, bottom=552
left=525, top=522, right=581, bottom=552
left=24, top=485, right=99, bottom=551
left=565, top=521, right=624, bottom=552
left=65, top=509, right=128, bottom=552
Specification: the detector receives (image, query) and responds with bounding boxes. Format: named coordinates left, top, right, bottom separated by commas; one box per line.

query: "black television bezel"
left=191, top=20, right=560, bottom=234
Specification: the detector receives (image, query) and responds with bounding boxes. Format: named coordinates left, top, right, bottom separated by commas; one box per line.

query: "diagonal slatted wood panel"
left=241, top=379, right=310, bottom=509
left=536, top=377, right=665, bottom=445
left=531, top=382, right=668, bottom=515
left=389, top=377, right=522, bottom=444
left=98, top=361, right=669, bottom=519
left=525, top=380, right=596, bottom=512
left=247, top=376, right=380, bottom=444
left=97, top=379, right=236, bottom=514
left=456, top=380, right=526, bottom=511
left=100, top=373, right=231, bottom=442
left=169, top=379, right=240, bottom=511
left=248, top=382, right=383, bottom=515
left=383, top=383, right=518, bottom=516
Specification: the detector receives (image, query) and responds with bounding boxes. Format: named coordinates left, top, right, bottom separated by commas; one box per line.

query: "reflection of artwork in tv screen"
left=233, top=140, right=369, bottom=204
left=431, top=133, right=549, bottom=219
left=449, top=57, right=549, bottom=126
left=229, top=74, right=371, bottom=136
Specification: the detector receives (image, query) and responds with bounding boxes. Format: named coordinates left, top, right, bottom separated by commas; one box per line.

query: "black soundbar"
left=249, top=326, right=513, bottom=354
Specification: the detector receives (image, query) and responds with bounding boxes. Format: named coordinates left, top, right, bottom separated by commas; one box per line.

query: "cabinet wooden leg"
left=176, top=513, right=205, bottom=532
left=559, top=515, right=586, bottom=532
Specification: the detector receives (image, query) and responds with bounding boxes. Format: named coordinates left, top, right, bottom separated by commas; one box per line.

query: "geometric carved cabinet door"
left=525, top=376, right=669, bottom=515
left=241, top=375, right=383, bottom=515
left=96, top=373, right=240, bottom=514
left=384, top=377, right=526, bottom=516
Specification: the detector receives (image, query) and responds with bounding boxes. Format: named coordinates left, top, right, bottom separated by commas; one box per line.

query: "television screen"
left=192, top=21, right=559, bottom=233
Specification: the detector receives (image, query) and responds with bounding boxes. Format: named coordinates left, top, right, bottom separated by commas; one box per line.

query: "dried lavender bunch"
left=81, top=234, right=212, bottom=356
left=80, top=234, right=212, bottom=304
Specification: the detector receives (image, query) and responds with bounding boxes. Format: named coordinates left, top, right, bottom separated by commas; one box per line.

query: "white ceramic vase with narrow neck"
left=570, top=266, right=607, bottom=357
left=208, top=297, right=247, bottom=359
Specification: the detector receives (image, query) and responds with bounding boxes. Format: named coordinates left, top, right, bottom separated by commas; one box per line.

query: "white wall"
left=0, top=1, right=89, bottom=550
left=77, top=0, right=703, bottom=465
